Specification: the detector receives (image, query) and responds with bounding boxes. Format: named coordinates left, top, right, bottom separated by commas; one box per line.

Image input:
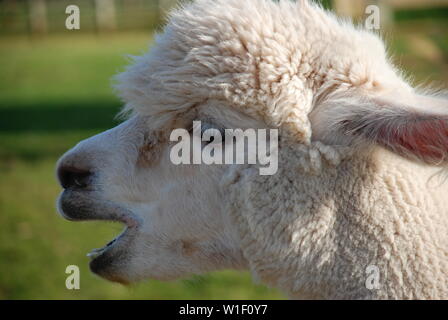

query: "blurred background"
left=0, top=0, right=447, bottom=299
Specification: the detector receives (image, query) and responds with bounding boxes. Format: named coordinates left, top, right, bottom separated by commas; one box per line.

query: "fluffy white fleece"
left=225, top=146, right=448, bottom=299
left=115, top=0, right=448, bottom=299
left=116, top=0, right=393, bottom=141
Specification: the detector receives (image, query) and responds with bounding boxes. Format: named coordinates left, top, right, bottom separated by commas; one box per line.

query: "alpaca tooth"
left=87, top=247, right=106, bottom=258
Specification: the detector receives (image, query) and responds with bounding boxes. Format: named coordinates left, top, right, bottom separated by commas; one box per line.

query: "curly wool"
left=225, top=146, right=448, bottom=299
left=115, top=0, right=389, bottom=143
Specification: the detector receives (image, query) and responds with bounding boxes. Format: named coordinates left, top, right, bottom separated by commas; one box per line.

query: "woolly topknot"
left=114, top=0, right=388, bottom=142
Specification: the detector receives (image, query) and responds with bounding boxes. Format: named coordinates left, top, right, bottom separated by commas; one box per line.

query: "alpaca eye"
left=201, top=123, right=224, bottom=145
left=190, top=121, right=224, bottom=145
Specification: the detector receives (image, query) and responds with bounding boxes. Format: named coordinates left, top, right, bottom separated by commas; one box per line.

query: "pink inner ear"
left=378, top=117, right=448, bottom=164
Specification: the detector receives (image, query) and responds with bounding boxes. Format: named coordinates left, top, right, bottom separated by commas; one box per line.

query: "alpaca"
left=56, top=0, right=448, bottom=299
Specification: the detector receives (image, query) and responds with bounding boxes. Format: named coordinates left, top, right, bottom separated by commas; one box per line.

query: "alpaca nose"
left=57, top=165, right=93, bottom=189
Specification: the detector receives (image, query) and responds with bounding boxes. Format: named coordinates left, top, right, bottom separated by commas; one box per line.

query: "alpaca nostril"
left=58, top=165, right=92, bottom=189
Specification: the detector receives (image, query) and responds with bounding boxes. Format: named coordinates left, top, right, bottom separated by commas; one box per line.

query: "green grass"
left=0, top=19, right=447, bottom=299
left=0, top=33, right=152, bottom=103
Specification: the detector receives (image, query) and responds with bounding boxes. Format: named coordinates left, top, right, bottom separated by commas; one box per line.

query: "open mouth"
left=57, top=189, right=142, bottom=269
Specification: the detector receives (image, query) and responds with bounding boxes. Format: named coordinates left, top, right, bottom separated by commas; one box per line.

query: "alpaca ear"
left=310, top=93, right=448, bottom=166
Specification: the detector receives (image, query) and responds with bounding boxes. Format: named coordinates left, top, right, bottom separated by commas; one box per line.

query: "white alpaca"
left=56, top=0, right=448, bottom=299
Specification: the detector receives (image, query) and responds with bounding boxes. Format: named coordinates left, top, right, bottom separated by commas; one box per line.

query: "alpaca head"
left=56, top=0, right=447, bottom=285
